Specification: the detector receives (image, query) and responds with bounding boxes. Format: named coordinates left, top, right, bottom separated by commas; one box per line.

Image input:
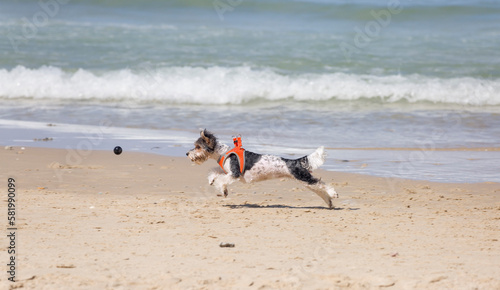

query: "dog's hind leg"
left=283, top=156, right=338, bottom=208
left=305, top=180, right=338, bottom=209
left=289, top=167, right=338, bottom=209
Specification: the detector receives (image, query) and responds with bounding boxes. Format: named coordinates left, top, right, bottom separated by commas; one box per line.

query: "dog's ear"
left=200, top=129, right=209, bottom=142
left=200, top=129, right=216, bottom=150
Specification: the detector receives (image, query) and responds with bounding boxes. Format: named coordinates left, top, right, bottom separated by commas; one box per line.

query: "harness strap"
left=218, top=147, right=246, bottom=174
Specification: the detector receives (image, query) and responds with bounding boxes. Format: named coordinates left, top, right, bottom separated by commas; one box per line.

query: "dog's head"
left=186, top=129, right=217, bottom=164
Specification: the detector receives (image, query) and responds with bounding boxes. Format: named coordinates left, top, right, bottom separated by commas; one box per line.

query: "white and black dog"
left=186, top=129, right=338, bottom=209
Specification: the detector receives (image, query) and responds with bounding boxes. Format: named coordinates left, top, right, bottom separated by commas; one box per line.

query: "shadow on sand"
left=224, top=203, right=360, bottom=211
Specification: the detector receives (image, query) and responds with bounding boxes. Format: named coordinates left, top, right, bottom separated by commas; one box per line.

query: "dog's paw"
left=208, top=172, right=217, bottom=186
left=329, top=189, right=339, bottom=199
left=216, top=188, right=228, bottom=197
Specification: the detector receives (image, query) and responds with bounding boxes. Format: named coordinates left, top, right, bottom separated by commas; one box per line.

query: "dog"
left=186, top=129, right=338, bottom=209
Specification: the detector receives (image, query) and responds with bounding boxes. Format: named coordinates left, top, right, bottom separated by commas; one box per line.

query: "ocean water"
left=1, top=0, right=500, bottom=183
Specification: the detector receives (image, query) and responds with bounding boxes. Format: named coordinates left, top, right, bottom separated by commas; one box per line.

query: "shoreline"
left=0, top=119, right=500, bottom=183
left=1, top=147, right=499, bottom=288
left=2, top=118, right=500, bottom=184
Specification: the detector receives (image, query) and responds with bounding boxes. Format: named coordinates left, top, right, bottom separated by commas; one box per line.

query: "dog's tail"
left=306, top=146, right=326, bottom=171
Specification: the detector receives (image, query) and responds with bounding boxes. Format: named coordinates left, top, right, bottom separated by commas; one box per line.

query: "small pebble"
left=219, top=242, right=235, bottom=248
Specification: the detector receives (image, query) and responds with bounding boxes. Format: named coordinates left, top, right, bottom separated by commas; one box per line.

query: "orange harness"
left=217, top=136, right=246, bottom=174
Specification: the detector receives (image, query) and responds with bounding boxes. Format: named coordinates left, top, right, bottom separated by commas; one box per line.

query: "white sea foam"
left=0, top=65, right=499, bottom=106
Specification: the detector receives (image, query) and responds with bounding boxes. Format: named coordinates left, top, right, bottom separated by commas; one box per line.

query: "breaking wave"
left=0, top=65, right=499, bottom=106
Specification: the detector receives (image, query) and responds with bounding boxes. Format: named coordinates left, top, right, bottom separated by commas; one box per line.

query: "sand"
left=1, top=147, right=499, bottom=289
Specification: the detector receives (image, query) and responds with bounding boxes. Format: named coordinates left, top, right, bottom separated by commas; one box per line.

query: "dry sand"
left=1, top=147, right=499, bottom=289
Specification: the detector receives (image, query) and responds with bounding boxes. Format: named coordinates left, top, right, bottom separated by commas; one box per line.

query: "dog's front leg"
left=208, top=168, right=223, bottom=186
left=215, top=174, right=237, bottom=197
left=208, top=168, right=236, bottom=197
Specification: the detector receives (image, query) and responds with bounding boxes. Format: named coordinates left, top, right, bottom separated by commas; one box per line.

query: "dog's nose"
left=186, top=152, right=189, bottom=156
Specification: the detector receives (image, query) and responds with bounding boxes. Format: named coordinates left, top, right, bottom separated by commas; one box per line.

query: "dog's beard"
left=193, top=157, right=206, bottom=165
left=188, top=151, right=209, bottom=165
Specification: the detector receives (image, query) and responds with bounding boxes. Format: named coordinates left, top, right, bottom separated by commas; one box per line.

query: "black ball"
left=113, top=146, right=122, bottom=155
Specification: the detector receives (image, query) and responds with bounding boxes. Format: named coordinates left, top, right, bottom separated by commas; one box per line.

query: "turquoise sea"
left=1, top=0, right=499, bottom=182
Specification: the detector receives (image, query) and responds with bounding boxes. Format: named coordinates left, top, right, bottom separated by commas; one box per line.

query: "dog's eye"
left=195, top=145, right=201, bottom=149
